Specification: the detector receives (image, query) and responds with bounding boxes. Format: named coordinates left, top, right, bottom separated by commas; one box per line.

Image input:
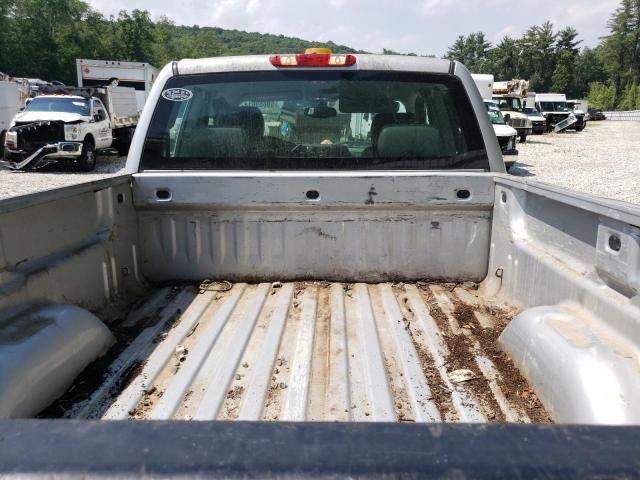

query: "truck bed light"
left=270, top=53, right=356, bottom=67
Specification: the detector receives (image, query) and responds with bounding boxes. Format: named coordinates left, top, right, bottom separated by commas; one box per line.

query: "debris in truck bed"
left=198, top=280, right=233, bottom=293
left=49, top=281, right=552, bottom=424
left=448, top=369, right=478, bottom=383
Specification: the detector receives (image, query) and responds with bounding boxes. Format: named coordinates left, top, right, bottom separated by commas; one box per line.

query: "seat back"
left=377, top=125, right=447, bottom=158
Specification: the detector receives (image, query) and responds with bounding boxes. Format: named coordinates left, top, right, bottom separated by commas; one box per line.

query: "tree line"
left=444, top=1, right=640, bottom=110
left=0, top=0, right=359, bottom=85
left=1, top=0, right=640, bottom=110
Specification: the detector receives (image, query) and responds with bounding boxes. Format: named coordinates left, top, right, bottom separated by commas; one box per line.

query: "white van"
left=484, top=100, right=518, bottom=170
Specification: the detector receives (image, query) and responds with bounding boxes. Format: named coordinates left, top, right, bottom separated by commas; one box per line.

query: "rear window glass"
left=141, top=71, right=488, bottom=171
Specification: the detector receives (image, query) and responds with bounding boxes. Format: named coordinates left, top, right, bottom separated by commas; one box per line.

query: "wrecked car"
left=2, top=86, right=138, bottom=171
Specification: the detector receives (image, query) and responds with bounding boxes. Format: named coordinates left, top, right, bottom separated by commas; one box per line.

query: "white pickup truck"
left=0, top=51, right=638, bottom=477
left=2, top=86, right=138, bottom=171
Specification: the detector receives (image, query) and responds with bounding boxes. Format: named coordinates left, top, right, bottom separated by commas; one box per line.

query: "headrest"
left=371, top=113, right=416, bottom=144
left=217, top=107, right=264, bottom=142
left=377, top=125, right=444, bottom=158
left=180, top=128, right=246, bottom=158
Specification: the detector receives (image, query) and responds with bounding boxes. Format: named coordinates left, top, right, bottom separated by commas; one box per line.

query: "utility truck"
left=0, top=51, right=639, bottom=478
left=2, top=85, right=138, bottom=170
left=492, top=79, right=533, bottom=142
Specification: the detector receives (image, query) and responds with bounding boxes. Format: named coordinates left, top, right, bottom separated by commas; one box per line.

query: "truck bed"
left=54, top=281, right=550, bottom=423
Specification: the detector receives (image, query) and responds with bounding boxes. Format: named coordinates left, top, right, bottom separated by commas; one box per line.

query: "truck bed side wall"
left=485, top=177, right=640, bottom=347
left=0, top=176, right=145, bottom=316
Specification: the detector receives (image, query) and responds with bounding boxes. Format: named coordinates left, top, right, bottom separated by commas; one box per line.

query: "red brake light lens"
left=270, top=53, right=356, bottom=67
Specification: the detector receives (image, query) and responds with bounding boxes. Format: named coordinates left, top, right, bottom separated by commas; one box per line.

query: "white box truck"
left=76, top=59, right=158, bottom=112
left=471, top=73, right=494, bottom=100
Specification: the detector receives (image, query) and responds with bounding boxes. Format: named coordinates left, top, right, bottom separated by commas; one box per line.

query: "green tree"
left=445, top=32, right=492, bottom=73
left=0, top=0, right=16, bottom=73
left=587, top=82, right=616, bottom=110
left=8, top=0, right=92, bottom=81
left=617, top=80, right=640, bottom=108
left=600, top=0, right=636, bottom=102
left=490, top=36, right=519, bottom=80
left=551, top=50, right=574, bottom=93
left=519, top=21, right=557, bottom=91
left=116, top=9, right=155, bottom=62
left=571, top=47, right=607, bottom=98
left=556, top=26, right=582, bottom=55
left=551, top=26, right=582, bottom=93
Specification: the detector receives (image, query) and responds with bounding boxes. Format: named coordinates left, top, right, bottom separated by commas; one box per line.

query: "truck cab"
left=567, top=100, right=588, bottom=130
left=3, top=94, right=107, bottom=170
left=491, top=95, right=532, bottom=142
left=523, top=106, right=546, bottom=134
left=535, top=93, right=585, bottom=132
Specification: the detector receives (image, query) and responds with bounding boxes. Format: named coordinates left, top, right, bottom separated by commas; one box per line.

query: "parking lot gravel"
left=0, top=121, right=639, bottom=205
left=0, top=153, right=126, bottom=199
left=511, top=120, right=640, bottom=205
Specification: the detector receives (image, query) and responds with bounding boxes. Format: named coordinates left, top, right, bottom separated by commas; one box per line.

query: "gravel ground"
left=511, top=120, right=640, bottom=205
left=0, top=121, right=639, bottom=204
left=0, top=153, right=126, bottom=199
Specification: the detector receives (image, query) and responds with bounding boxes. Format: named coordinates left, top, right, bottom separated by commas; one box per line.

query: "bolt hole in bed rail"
left=305, top=189, right=320, bottom=201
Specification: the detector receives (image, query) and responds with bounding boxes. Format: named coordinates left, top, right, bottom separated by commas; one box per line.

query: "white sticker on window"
left=162, top=88, right=193, bottom=102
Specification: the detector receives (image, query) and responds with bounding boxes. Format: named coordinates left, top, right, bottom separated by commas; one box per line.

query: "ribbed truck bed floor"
left=60, top=282, right=551, bottom=423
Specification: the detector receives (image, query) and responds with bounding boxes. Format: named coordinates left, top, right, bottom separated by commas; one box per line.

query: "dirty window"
left=25, top=97, right=90, bottom=115
left=539, top=101, right=568, bottom=112
left=141, top=71, right=488, bottom=171
left=485, top=103, right=506, bottom=125
left=493, top=97, right=523, bottom=112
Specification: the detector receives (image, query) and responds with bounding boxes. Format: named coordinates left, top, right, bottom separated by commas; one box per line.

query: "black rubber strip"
left=0, top=420, right=638, bottom=478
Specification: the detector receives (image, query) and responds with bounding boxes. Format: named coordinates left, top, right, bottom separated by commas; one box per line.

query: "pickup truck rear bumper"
left=1, top=142, right=82, bottom=170
left=0, top=420, right=637, bottom=478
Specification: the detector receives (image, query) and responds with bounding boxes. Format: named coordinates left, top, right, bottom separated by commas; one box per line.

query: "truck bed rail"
left=0, top=420, right=637, bottom=478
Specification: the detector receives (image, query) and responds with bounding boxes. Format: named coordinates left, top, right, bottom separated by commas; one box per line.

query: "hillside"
left=0, top=2, right=365, bottom=85
left=172, top=25, right=365, bottom=57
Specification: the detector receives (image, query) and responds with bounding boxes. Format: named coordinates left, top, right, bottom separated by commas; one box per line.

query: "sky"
left=84, top=0, right=621, bottom=56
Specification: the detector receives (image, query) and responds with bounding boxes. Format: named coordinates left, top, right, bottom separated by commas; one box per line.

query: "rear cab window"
left=141, top=71, right=489, bottom=171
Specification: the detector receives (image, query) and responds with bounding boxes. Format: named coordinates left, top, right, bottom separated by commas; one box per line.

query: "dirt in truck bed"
left=46, top=281, right=551, bottom=423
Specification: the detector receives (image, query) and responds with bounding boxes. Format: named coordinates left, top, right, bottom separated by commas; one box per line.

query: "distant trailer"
left=76, top=59, right=159, bottom=112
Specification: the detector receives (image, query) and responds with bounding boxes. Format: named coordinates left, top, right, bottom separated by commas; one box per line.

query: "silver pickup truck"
left=0, top=51, right=639, bottom=478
